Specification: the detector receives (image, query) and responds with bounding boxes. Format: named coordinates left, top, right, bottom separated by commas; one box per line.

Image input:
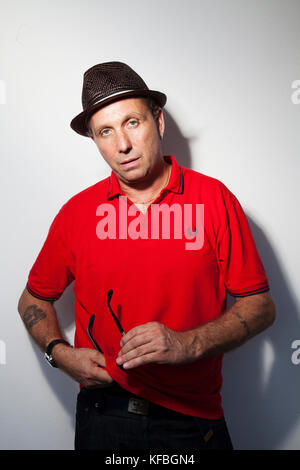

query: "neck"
left=118, top=158, right=171, bottom=204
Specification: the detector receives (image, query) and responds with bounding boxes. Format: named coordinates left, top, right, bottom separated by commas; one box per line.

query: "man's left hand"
left=116, top=322, right=197, bottom=369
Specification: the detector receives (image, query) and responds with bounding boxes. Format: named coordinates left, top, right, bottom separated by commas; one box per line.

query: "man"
left=18, top=61, right=276, bottom=450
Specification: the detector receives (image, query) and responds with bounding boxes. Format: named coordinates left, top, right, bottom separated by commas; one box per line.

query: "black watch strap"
left=45, top=339, right=70, bottom=368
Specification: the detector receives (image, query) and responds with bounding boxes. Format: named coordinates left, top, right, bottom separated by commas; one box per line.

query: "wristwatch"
left=44, top=339, right=70, bottom=368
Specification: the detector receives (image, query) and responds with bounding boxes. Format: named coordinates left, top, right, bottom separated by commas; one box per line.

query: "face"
left=88, top=97, right=165, bottom=186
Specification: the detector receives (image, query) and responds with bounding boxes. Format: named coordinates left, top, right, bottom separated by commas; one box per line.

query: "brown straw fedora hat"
left=70, top=61, right=167, bottom=137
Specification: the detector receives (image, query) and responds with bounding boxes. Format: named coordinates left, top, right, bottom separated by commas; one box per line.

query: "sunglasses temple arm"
left=107, top=304, right=125, bottom=336
left=87, top=315, right=103, bottom=353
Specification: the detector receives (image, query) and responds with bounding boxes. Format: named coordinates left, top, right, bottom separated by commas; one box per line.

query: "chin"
left=124, top=173, right=145, bottom=184
left=122, top=166, right=148, bottom=180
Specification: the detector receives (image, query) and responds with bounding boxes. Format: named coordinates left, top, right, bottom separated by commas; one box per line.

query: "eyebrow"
left=93, top=111, right=146, bottom=135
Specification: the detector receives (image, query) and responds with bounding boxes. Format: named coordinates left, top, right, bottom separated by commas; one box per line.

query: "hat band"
left=88, top=89, right=138, bottom=108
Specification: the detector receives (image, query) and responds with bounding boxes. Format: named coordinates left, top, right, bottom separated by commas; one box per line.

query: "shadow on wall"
left=29, top=107, right=299, bottom=450
left=163, top=110, right=193, bottom=168
left=222, top=220, right=300, bottom=450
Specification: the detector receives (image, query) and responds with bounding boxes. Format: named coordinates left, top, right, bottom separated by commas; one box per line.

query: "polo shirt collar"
left=107, top=155, right=183, bottom=200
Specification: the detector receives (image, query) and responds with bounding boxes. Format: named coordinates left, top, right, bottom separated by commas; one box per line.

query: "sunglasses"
left=87, top=289, right=125, bottom=353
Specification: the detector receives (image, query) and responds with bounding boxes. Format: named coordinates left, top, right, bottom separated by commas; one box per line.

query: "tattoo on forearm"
left=232, top=311, right=251, bottom=338
left=22, top=304, right=47, bottom=330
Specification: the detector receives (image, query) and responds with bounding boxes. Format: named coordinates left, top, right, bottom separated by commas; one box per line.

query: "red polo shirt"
left=27, top=155, right=270, bottom=419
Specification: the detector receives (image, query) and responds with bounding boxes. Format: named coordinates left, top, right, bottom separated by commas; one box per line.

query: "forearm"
left=18, top=287, right=114, bottom=387
left=186, top=291, right=276, bottom=360
left=17, top=288, right=65, bottom=352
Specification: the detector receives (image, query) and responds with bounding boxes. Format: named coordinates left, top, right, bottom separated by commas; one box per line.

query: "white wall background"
left=1, top=0, right=299, bottom=450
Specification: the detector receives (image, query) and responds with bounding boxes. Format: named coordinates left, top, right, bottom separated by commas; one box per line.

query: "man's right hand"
left=52, top=344, right=114, bottom=388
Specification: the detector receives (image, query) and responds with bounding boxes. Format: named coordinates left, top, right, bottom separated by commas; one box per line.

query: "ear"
left=157, top=109, right=165, bottom=140
left=87, top=127, right=94, bottom=140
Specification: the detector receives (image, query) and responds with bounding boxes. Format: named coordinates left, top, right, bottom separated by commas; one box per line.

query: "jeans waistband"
left=79, top=383, right=195, bottom=420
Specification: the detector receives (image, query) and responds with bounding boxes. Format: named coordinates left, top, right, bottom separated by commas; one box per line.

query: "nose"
left=116, top=129, right=132, bottom=154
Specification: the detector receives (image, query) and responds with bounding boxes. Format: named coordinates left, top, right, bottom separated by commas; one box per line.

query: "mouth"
left=120, top=157, right=140, bottom=168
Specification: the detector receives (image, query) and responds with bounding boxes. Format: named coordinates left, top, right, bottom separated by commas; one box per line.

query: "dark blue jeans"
left=75, top=385, right=233, bottom=451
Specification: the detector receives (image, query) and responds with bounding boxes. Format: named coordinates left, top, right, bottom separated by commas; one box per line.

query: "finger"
left=89, top=350, right=106, bottom=367
left=120, top=322, right=157, bottom=347
left=117, top=342, right=157, bottom=366
left=119, top=332, right=152, bottom=356
left=85, top=373, right=114, bottom=388
left=91, top=364, right=114, bottom=384
left=120, top=326, right=145, bottom=347
left=120, top=351, right=159, bottom=370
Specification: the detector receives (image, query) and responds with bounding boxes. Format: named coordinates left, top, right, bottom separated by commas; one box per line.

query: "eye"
left=127, top=119, right=138, bottom=128
left=100, top=128, right=111, bottom=137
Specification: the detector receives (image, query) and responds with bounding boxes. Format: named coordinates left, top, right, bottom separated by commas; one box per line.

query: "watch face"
left=44, top=352, right=56, bottom=367
left=44, top=339, right=70, bottom=368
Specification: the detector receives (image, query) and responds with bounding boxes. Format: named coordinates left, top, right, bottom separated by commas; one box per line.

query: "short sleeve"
left=26, top=207, right=75, bottom=301
left=217, top=197, right=270, bottom=297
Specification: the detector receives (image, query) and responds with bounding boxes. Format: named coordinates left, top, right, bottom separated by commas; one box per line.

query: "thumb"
left=90, top=350, right=107, bottom=368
